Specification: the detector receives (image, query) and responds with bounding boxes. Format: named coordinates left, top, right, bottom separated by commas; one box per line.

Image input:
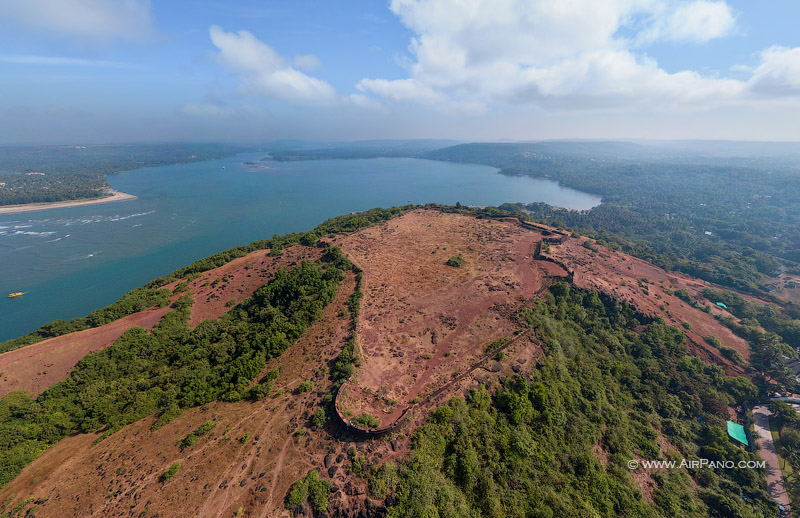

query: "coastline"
left=0, top=190, right=137, bottom=215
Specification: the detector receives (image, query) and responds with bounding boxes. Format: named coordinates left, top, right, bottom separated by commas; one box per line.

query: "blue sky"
left=1, top=0, right=799, bottom=143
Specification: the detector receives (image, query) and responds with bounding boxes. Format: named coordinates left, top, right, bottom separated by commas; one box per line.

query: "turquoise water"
left=0, top=153, right=600, bottom=341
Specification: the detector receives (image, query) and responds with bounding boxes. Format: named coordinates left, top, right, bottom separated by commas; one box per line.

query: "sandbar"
left=0, top=190, right=137, bottom=215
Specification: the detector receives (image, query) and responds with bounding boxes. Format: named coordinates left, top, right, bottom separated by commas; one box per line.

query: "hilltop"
left=0, top=208, right=780, bottom=517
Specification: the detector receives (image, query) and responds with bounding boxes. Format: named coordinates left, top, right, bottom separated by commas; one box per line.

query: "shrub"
left=161, top=462, right=181, bottom=482
left=297, top=380, right=314, bottom=394
left=311, top=408, right=327, bottom=429
left=445, top=255, right=465, bottom=267
left=485, top=337, right=509, bottom=354
left=369, top=462, right=399, bottom=499
left=719, top=346, right=744, bottom=364
left=351, top=413, right=380, bottom=429
left=177, top=420, right=216, bottom=450
left=286, top=470, right=331, bottom=512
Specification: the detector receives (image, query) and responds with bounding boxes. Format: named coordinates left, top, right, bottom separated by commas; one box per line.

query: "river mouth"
left=0, top=153, right=600, bottom=341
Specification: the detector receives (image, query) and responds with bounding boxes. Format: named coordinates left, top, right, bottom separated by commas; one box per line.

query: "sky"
left=0, top=0, right=799, bottom=144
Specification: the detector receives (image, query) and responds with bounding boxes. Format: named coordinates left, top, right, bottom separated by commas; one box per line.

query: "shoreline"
left=0, top=190, right=137, bottom=215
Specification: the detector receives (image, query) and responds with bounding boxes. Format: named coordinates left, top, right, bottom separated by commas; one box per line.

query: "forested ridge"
left=371, top=283, right=773, bottom=518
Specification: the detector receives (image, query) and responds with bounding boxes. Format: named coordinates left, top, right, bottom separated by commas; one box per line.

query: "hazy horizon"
left=1, top=0, right=800, bottom=143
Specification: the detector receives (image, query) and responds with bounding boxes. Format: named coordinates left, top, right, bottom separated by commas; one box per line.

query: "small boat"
left=8, top=292, right=23, bottom=298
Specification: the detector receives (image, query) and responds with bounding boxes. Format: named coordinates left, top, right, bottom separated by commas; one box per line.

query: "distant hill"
left=424, top=140, right=648, bottom=164
left=267, top=139, right=462, bottom=161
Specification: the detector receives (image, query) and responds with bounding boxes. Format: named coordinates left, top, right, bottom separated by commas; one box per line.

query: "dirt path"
left=263, top=437, right=294, bottom=516
left=753, top=405, right=792, bottom=514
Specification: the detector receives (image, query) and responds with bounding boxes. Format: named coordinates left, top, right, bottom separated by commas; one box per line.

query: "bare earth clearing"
left=333, top=210, right=551, bottom=429
left=0, top=306, right=169, bottom=399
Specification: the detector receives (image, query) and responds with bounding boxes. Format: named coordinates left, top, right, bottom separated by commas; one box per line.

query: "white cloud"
left=642, top=1, right=736, bottom=44
left=358, top=0, right=757, bottom=111
left=181, top=103, right=236, bottom=118
left=747, top=46, right=800, bottom=97
left=0, top=0, right=154, bottom=44
left=348, top=93, right=384, bottom=111
left=209, top=25, right=341, bottom=106
left=357, top=78, right=443, bottom=104
left=293, top=54, right=321, bottom=70
left=0, top=54, right=128, bottom=67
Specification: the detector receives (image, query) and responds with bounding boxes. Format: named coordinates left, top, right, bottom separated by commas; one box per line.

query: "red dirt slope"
left=0, top=209, right=765, bottom=518
left=0, top=307, right=169, bottom=399
left=547, top=236, right=751, bottom=374
left=0, top=273, right=365, bottom=518
left=0, top=246, right=319, bottom=398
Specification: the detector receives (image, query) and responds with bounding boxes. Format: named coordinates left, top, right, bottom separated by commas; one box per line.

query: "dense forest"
left=424, top=142, right=800, bottom=295
left=370, top=283, right=773, bottom=518
left=0, top=143, right=244, bottom=205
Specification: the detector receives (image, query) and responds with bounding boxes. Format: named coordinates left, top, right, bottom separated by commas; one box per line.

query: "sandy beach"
left=0, top=190, right=137, bottom=215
